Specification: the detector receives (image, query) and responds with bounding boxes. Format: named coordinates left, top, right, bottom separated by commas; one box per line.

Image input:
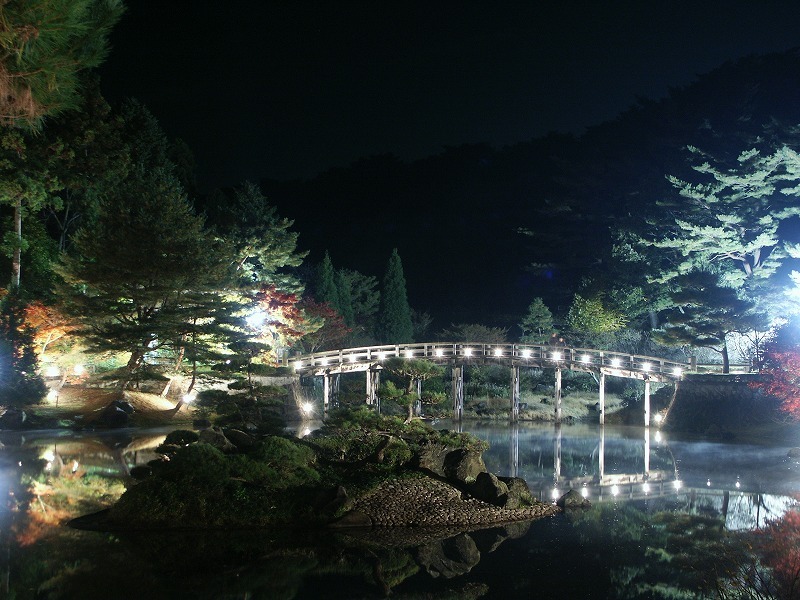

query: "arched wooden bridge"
left=291, top=342, right=686, bottom=425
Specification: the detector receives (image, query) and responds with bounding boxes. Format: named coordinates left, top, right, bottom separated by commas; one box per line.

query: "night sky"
left=98, top=2, right=800, bottom=190
left=96, top=2, right=800, bottom=330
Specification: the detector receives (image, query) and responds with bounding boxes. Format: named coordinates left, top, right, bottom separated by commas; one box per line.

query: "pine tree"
left=58, top=167, right=233, bottom=387
left=335, top=268, right=355, bottom=327
left=654, top=271, right=766, bottom=373
left=376, top=248, right=413, bottom=343
left=0, top=0, right=124, bottom=128
left=519, top=298, right=555, bottom=343
left=315, top=251, right=339, bottom=309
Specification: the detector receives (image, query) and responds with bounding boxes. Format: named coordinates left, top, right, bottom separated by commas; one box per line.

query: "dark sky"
left=99, top=1, right=800, bottom=191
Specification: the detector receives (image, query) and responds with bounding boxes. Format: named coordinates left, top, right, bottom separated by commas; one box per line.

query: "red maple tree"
left=750, top=349, right=800, bottom=421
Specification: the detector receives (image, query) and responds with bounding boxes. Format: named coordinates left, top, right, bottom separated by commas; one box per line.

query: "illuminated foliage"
left=756, top=507, right=800, bottom=596
left=519, top=297, right=555, bottom=343
left=751, top=348, right=800, bottom=421
left=0, top=290, right=46, bottom=404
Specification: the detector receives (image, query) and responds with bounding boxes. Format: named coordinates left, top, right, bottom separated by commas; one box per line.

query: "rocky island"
left=72, top=407, right=560, bottom=532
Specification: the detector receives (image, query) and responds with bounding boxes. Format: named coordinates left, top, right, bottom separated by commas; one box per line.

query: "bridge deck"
left=292, top=342, right=685, bottom=382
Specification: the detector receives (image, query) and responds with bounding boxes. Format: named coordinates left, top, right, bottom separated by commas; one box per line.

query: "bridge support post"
left=644, top=427, right=650, bottom=477
left=598, top=372, right=605, bottom=425
left=643, top=378, right=651, bottom=427
left=510, top=366, right=520, bottom=421
left=366, top=366, right=380, bottom=408
left=452, top=365, right=464, bottom=421
left=323, top=372, right=339, bottom=412
left=414, top=378, right=422, bottom=417
left=598, top=425, right=605, bottom=481
left=510, top=424, right=519, bottom=478
left=554, top=367, right=562, bottom=423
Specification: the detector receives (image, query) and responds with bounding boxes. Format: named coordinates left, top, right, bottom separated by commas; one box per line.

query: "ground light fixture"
left=182, top=393, right=196, bottom=404
left=301, top=402, right=314, bottom=415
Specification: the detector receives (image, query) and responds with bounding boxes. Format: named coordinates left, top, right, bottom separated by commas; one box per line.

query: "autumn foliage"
left=751, top=348, right=800, bottom=421
left=756, top=506, right=800, bottom=596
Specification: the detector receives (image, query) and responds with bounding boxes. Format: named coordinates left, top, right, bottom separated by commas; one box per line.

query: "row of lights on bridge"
left=295, top=348, right=683, bottom=376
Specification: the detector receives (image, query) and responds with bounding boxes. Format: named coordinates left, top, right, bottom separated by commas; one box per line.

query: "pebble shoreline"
left=343, top=475, right=560, bottom=528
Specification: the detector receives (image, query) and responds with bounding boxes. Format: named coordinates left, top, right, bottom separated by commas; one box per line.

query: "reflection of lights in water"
left=551, top=488, right=559, bottom=500
left=707, top=479, right=712, bottom=487
left=611, top=485, right=620, bottom=496
left=581, top=487, right=589, bottom=498
left=673, top=480, right=682, bottom=490
left=655, top=431, right=662, bottom=443
left=642, top=483, right=650, bottom=494
left=736, top=479, right=741, bottom=489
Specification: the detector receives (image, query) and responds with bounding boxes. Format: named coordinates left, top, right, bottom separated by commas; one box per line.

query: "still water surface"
left=0, top=422, right=798, bottom=599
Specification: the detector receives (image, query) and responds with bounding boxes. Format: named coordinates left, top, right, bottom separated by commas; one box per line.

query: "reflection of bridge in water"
left=465, top=423, right=798, bottom=523
left=292, top=342, right=686, bottom=425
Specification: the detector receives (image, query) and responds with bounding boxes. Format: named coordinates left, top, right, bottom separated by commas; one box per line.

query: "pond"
left=0, top=422, right=798, bottom=599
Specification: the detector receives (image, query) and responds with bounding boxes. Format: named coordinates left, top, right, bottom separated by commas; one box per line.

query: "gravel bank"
left=339, top=475, right=559, bottom=528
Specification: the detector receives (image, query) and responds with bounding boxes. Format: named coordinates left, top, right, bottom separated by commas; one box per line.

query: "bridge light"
left=464, top=348, right=473, bottom=357
left=611, top=485, right=620, bottom=496
left=611, top=357, right=621, bottom=368
left=378, top=352, right=386, bottom=361
left=551, top=488, right=559, bottom=500
left=294, top=361, right=303, bottom=371
left=673, top=480, right=682, bottom=490
left=551, top=351, right=562, bottom=361
left=672, top=367, right=682, bottom=376
left=435, top=348, right=444, bottom=357
left=301, top=402, right=314, bottom=415
left=653, top=413, right=663, bottom=424
left=405, top=349, right=414, bottom=358
left=581, top=354, right=591, bottom=363
left=494, top=348, right=503, bottom=357
left=320, top=358, right=328, bottom=366
left=642, top=482, right=650, bottom=494
left=522, top=349, right=532, bottom=359
left=642, top=362, right=651, bottom=372
left=580, top=487, right=589, bottom=499
left=348, top=354, right=357, bottom=362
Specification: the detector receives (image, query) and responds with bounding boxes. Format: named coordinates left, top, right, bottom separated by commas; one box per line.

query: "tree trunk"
left=721, top=339, right=730, bottom=374
left=119, top=349, right=146, bottom=390
left=11, top=197, right=21, bottom=289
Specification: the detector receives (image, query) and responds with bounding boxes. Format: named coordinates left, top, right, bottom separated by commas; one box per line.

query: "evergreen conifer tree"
left=315, top=251, right=339, bottom=309
left=376, top=248, right=413, bottom=343
left=335, top=268, right=355, bottom=326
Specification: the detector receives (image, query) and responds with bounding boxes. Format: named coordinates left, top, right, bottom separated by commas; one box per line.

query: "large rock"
left=557, top=489, right=590, bottom=509
left=443, top=448, right=487, bottom=485
left=498, top=476, right=534, bottom=509
left=0, top=409, right=27, bottom=430
left=469, top=472, right=509, bottom=507
left=96, top=404, right=129, bottom=428
left=416, top=533, right=481, bottom=578
left=223, top=428, right=256, bottom=450
left=198, top=427, right=236, bottom=452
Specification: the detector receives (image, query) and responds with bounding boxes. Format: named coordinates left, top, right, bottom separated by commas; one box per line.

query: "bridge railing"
left=292, top=342, right=687, bottom=379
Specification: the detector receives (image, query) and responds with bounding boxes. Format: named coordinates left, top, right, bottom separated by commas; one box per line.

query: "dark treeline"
left=259, top=48, right=800, bottom=330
